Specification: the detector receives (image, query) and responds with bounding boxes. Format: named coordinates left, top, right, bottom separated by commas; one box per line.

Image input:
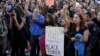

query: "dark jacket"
left=0, top=16, right=8, bottom=54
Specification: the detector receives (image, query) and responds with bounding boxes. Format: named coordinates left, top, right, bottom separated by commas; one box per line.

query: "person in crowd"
left=0, top=0, right=100, bottom=56
left=54, top=9, right=63, bottom=26
left=40, top=13, right=55, bottom=56
left=71, top=13, right=90, bottom=56
left=96, top=12, right=100, bottom=56
left=25, top=1, right=45, bottom=55
left=0, top=3, right=8, bottom=56
left=61, top=4, right=71, bottom=56
left=54, top=3, right=71, bottom=26
left=9, top=5, right=26, bottom=56
left=29, top=1, right=35, bottom=13
left=4, top=1, right=14, bottom=53
left=82, top=11, right=99, bottom=56
left=88, top=11, right=100, bottom=56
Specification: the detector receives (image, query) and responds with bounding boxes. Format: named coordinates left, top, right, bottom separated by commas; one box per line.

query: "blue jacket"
left=74, top=33, right=85, bottom=56
left=28, top=13, right=45, bottom=36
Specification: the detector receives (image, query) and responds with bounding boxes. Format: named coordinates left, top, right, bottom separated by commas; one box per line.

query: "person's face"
left=73, top=14, right=81, bottom=24
left=34, top=7, right=40, bottom=15
left=63, top=4, right=69, bottom=9
left=75, top=6, right=82, bottom=14
left=84, top=14, right=90, bottom=22
left=31, top=3, right=35, bottom=8
left=46, top=16, right=50, bottom=23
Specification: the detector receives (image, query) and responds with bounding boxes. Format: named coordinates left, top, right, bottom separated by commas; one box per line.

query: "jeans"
left=30, top=35, right=40, bottom=56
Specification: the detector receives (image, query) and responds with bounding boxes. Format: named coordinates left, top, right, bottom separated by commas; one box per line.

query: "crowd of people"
left=0, top=0, right=100, bottom=56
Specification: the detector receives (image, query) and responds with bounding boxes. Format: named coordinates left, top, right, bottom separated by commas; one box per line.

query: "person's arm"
left=9, top=16, right=13, bottom=30
left=24, top=0, right=31, bottom=16
left=14, top=18, right=26, bottom=30
left=63, top=7, right=71, bottom=29
left=82, top=29, right=90, bottom=42
left=54, top=10, right=61, bottom=16
left=33, top=15, right=45, bottom=25
left=13, top=13, right=26, bottom=30
left=71, top=37, right=78, bottom=42
left=70, top=0, right=76, bottom=11
left=79, top=9, right=86, bottom=24
left=71, top=29, right=90, bottom=42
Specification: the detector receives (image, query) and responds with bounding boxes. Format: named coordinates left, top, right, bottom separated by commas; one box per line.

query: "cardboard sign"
left=45, top=26, right=64, bottom=56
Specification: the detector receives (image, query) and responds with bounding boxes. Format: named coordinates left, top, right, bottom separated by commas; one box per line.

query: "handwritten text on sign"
left=45, top=26, right=64, bottom=56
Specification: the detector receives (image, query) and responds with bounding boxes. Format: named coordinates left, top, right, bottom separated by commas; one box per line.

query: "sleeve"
left=34, top=15, right=45, bottom=26
left=27, top=11, right=33, bottom=16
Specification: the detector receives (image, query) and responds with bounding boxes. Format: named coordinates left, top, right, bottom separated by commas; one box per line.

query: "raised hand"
left=25, top=0, right=29, bottom=11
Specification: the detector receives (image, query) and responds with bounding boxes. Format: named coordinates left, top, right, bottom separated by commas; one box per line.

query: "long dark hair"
left=13, top=5, right=25, bottom=23
left=45, top=13, right=55, bottom=26
left=73, top=13, right=86, bottom=30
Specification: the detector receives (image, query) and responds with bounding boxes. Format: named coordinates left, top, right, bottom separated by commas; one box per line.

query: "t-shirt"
left=71, top=26, right=88, bottom=38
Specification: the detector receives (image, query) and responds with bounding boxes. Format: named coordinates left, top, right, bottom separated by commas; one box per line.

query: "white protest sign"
left=45, top=26, right=64, bottom=56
